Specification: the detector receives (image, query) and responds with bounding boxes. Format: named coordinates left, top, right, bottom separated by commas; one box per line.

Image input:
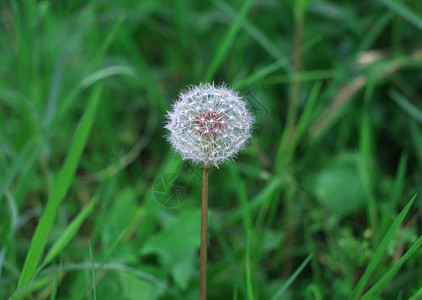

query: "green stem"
left=275, top=0, right=305, bottom=171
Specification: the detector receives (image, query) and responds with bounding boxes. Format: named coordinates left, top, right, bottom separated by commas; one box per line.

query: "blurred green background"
left=1, top=0, right=422, bottom=299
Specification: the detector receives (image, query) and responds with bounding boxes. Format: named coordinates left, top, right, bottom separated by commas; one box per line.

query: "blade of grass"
left=92, top=16, right=126, bottom=67
left=41, top=194, right=99, bottom=268
left=233, top=34, right=322, bottom=89
left=245, top=231, right=254, bottom=300
left=4, top=191, right=18, bottom=244
left=48, top=15, right=127, bottom=130
left=379, top=0, right=422, bottom=31
left=306, top=283, right=323, bottom=300
left=282, top=81, right=322, bottom=165
left=0, top=137, right=40, bottom=200
left=293, top=81, right=322, bottom=141
left=43, top=54, right=64, bottom=128
left=361, top=234, right=422, bottom=299
left=223, top=173, right=285, bottom=227
left=357, top=11, right=394, bottom=53
left=204, top=0, right=253, bottom=82
left=210, top=0, right=284, bottom=61
left=17, top=84, right=103, bottom=287
left=81, top=66, right=136, bottom=89
left=50, top=261, right=61, bottom=300
left=382, top=153, right=408, bottom=244
left=229, top=166, right=252, bottom=235
left=263, top=70, right=338, bottom=85
left=73, top=219, right=148, bottom=300
left=39, top=262, right=164, bottom=286
left=52, top=65, right=136, bottom=130
left=88, top=96, right=158, bottom=181
left=210, top=219, right=246, bottom=299
left=350, top=194, right=417, bottom=300
left=304, top=222, right=324, bottom=293
left=409, top=286, right=422, bottom=300
left=14, top=139, right=43, bottom=207
left=233, top=58, right=289, bottom=89
left=233, top=285, right=238, bottom=300
left=409, top=120, right=422, bottom=167
left=390, top=89, right=422, bottom=124
left=11, top=275, right=53, bottom=300
left=359, top=79, right=378, bottom=242
left=309, top=56, right=420, bottom=141
left=88, top=240, right=96, bottom=300
left=0, top=247, right=5, bottom=278
left=389, top=153, right=407, bottom=210
left=270, top=253, right=313, bottom=300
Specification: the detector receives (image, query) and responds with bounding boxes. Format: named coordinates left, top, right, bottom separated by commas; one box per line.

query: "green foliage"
left=141, top=210, right=201, bottom=290
left=351, top=195, right=417, bottom=300
left=380, top=0, right=422, bottom=31
left=270, top=254, right=313, bottom=300
left=17, top=85, right=103, bottom=287
left=42, top=195, right=99, bottom=268
left=1, top=0, right=422, bottom=299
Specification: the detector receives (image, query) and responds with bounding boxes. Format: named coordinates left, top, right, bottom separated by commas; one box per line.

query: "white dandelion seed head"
left=164, top=83, right=254, bottom=166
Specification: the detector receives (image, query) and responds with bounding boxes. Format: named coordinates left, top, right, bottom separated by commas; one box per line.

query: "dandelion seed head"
left=164, top=83, right=254, bottom=166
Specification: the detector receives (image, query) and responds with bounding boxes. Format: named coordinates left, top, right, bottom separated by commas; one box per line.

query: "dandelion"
left=165, top=83, right=254, bottom=168
left=164, top=83, right=254, bottom=299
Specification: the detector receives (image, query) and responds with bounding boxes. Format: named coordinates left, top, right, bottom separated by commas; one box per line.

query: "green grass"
left=351, top=194, right=417, bottom=300
left=1, top=0, right=422, bottom=299
left=88, top=240, right=96, bottom=300
left=17, top=85, right=103, bottom=288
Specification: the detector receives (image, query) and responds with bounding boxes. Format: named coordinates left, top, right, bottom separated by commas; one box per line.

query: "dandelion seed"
left=164, top=83, right=254, bottom=166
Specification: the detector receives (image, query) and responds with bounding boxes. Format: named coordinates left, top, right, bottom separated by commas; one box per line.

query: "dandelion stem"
left=200, top=164, right=209, bottom=300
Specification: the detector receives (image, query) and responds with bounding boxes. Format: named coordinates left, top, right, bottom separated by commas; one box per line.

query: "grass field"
left=1, top=0, right=422, bottom=299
